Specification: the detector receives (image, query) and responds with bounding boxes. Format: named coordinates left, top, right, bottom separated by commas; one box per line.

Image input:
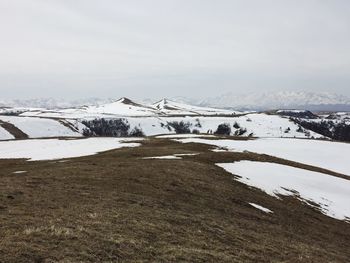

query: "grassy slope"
left=0, top=138, right=349, bottom=262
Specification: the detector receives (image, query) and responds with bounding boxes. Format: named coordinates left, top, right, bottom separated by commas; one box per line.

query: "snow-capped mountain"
left=84, top=97, right=159, bottom=116
left=153, top=99, right=239, bottom=116
left=3, top=91, right=350, bottom=112
left=199, top=91, right=350, bottom=111
left=0, top=96, right=341, bottom=141
left=17, top=98, right=240, bottom=118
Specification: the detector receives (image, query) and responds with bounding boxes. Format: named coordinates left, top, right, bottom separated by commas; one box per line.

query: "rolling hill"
left=0, top=98, right=328, bottom=140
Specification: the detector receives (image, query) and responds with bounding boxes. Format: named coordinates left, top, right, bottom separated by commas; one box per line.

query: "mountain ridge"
left=199, top=91, right=350, bottom=111
left=1, top=91, right=350, bottom=112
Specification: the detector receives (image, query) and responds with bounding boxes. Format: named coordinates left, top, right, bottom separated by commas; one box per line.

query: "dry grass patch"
left=0, top=137, right=349, bottom=262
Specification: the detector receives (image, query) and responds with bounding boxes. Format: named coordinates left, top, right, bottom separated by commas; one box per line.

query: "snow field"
left=177, top=138, right=350, bottom=176
left=0, top=126, right=14, bottom=140
left=0, top=116, right=82, bottom=138
left=0, top=138, right=143, bottom=161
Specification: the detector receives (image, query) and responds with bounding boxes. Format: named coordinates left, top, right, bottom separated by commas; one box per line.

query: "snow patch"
left=249, top=203, right=273, bottom=213
left=177, top=138, right=350, bottom=176
left=212, top=147, right=229, bottom=152
left=173, top=153, right=199, bottom=156
left=156, top=134, right=214, bottom=139
left=0, top=116, right=82, bottom=138
left=218, top=161, right=350, bottom=221
left=142, top=155, right=182, bottom=160
left=13, top=171, right=27, bottom=174
left=0, top=126, right=14, bottom=140
left=0, top=138, right=142, bottom=161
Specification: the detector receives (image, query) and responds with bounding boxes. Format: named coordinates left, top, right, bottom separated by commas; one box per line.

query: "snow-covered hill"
left=0, top=114, right=324, bottom=141
left=153, top=99, right=239, bottom=116
left=325, top=112, right=350, bottom=121
left=0, top=116, right=83, bottom=139
left=0, top=97, right=337, bottom=140
left=17, top=98, right=240, bottom=118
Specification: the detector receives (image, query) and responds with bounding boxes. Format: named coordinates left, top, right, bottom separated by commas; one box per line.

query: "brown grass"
left=0, top=138, right=349, bottom=262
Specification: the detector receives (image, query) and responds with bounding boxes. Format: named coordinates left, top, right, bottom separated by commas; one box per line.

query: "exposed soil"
left=0, top=138, right=349, bottom=262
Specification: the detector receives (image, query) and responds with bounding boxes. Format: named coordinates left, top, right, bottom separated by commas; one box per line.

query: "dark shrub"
left=296, top=125, right=304, bottom=133
left=82, top=127, right=92, bottom=136
left=215, top=123, right=231, bottom=135
left=129, top=126, right=145, bottom=137
left=235, top=128, right=247, bottom=136
left=192, top=129, right=200, bottom=134
left=195, top=119, right=202, bottom=128
left=291, top=118, right=350, bottom=142
left=0, top=111, right=21, bottom=116
left=167, top=121, right=191, bottom=134
left=82, top=118, right=130, bottom=137
left=284, top=127, right=291, bottom=133
left=233, top=122, right=240, bottom=129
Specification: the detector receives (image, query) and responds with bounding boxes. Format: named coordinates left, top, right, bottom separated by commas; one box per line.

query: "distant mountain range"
left=0, top=97, right=114, bottom=109
left=198, top=91, right=350, bottom=111
left=1, top=91, right=350, bottom=112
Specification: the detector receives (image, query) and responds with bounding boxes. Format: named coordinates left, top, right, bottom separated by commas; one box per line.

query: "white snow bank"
left=13, top=171, right=27, bottom=174
left=173, top=153, right=199, bottom=156
left=249, top=203, right=273, bottom=213
left=212, top=148, right=229, bottom=152
left=177, top=138, right=350, bottom=176
left=218, top=161, right=350, bottom=221
left=0, top=138, right=143, bottom=161
left=0, top=126, right=14, bottom=140
left=142, top=153, right=198, bottom=159
left=0, top=116, right=81, bottom=138
left=156, top=134, right=214, bottom=139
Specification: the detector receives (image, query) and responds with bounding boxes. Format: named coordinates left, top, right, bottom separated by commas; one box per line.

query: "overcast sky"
left=1, top=0, right=350, bottom=100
